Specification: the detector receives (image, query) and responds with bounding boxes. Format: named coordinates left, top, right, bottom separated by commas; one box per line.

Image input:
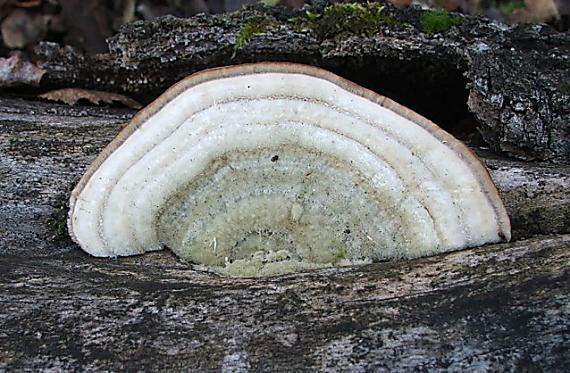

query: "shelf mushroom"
left=68, top=62, right=511, bottom=277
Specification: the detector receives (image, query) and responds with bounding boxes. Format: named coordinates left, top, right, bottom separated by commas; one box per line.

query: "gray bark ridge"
left=32, top=4, right=570, bottom=162
left=0, top=235, right=568, bottom=371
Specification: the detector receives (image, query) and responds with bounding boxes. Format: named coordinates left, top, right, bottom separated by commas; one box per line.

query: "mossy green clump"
left=498, top=0, right=526, bottom=17
left=48, top=203, right=69, bottom=241
left=52, top=219, right=67, bottom=239
left=420, top=9, right=461, bottom=35
left=233, top=16, right=270, bottom=58
left=302, top=2, right=393, bottom=39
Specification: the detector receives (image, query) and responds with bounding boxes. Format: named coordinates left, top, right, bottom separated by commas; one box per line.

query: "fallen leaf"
left=39, top=88, right=142, bottom=109
left=0, top=53, right=45, bottom=86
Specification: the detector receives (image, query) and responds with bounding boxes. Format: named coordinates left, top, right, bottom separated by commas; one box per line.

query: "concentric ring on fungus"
left=68, top=62, right=511, bottom=277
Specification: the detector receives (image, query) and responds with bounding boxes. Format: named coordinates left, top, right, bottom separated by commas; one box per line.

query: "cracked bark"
left=25, top=4, right=570, bottom=163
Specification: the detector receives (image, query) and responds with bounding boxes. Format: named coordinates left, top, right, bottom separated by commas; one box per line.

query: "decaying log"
left=28, top=3, right=570, bottom=162
left=0, top=233, right=568, bottom=371
left=1, top=4, right=568, bottom=368
left=0, top=96, right=568, bottom=370
left=481, top=152, right=570, bottom=239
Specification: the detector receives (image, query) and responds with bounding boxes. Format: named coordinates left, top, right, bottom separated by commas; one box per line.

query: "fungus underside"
left=68, top=63, right=511, bottom=278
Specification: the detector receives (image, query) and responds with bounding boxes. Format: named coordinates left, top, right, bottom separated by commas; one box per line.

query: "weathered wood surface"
left=0, top=97, right=569, bottom=371
left=0, top=234, right=568, bottom=371
left=0, top=98, right=134, bottom=257
left=481, top=152, right=569, bottom=239
left=27, top=3, right=570, bottom=162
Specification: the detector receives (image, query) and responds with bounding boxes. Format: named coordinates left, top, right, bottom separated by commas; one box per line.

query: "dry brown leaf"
left=0, top=53, right=45, bottom=86
left=39, top=88, right=142, bottom=109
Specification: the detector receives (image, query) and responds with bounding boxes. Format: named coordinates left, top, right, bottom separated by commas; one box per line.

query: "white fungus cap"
left=68, top=63, right=511, bottom=277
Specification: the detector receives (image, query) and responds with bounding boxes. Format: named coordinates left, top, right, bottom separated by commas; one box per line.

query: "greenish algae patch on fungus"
left=297, top=2, right=398, bottom=39
left=420, top=9, right=461, bottom=34
left=332, top=244, right=348, bottom=264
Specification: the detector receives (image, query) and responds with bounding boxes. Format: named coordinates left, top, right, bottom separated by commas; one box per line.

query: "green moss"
left=48, top=203, right=69, bottom=241
left=233, top=16, right=270, bottom=58
left=498, top=0, right=526, bottom=17
left=420, top=9, right=461, bottom=34
left=298, top=2, right=395, bottom=40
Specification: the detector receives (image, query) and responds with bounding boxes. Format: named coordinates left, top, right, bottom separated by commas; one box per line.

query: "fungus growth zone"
left=68, top=62, right=511, bottom=277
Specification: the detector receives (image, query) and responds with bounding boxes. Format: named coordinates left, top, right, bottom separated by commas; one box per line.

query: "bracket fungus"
left=68, top=63, right=511, bottom=277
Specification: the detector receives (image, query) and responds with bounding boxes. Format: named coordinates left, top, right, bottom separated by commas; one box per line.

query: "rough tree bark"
left=1, top=3, right=569, bottom=372
left=26, top=3, right=570, bottom=163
